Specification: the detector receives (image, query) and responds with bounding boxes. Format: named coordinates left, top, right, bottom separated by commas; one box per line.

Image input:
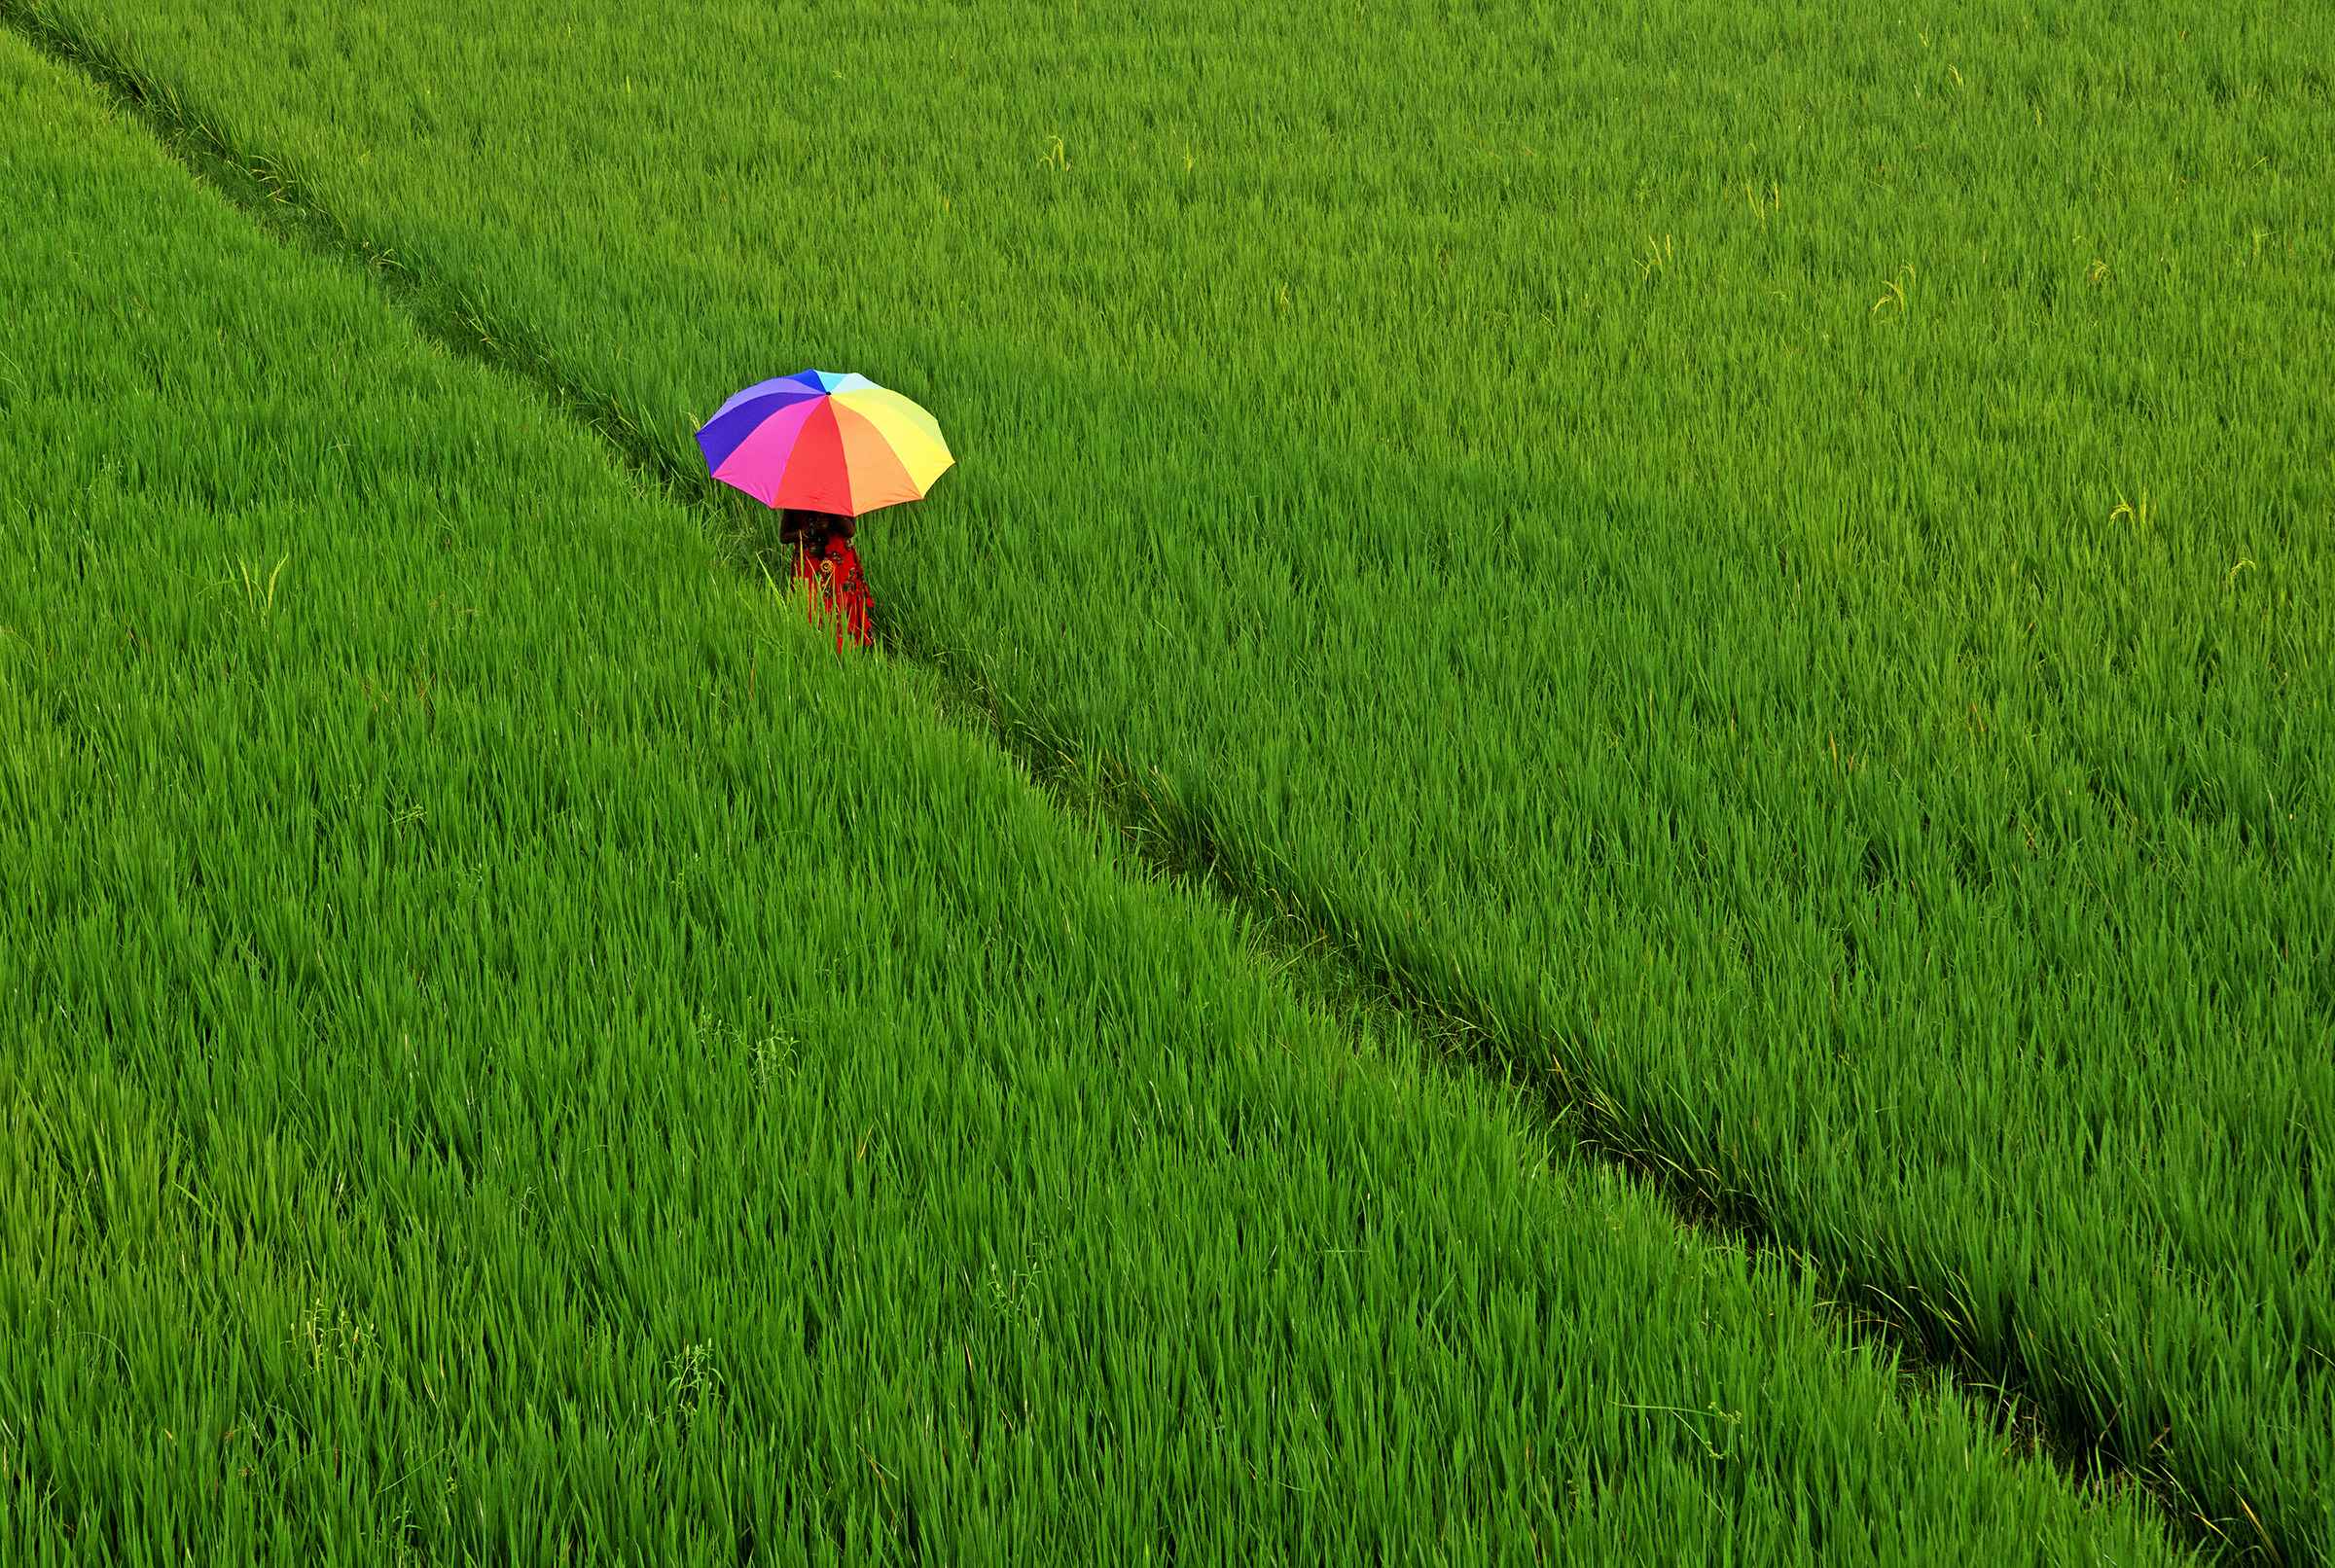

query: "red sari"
left=793, top=535, right=874, bottom=651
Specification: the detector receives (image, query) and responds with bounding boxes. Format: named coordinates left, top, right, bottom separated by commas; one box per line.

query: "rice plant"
left=5, top=0, right=2329, bottom=1558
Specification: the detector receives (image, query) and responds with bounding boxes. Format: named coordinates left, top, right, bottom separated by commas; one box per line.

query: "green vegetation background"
left=3, top=0, right=2327, bottom=1558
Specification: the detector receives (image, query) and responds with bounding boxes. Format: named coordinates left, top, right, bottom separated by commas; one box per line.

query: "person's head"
left=781, top=508, right=854, bottom=552
left=786, top=513, right=833, bottom=559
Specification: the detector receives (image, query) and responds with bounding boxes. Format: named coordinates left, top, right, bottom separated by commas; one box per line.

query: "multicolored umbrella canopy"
left=695, top=370, right=952, bottom=517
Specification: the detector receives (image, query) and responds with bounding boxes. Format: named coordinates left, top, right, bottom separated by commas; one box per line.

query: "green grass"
left=6, top=0, right=2322, bottom=1553
left=0, top=28, right=2209, bottom=1566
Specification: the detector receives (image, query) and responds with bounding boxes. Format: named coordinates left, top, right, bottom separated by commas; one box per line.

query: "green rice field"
left=1, top=0, right=2327, bottom=1560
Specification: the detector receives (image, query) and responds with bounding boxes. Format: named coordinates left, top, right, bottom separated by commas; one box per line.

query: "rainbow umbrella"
left=695, top=370, right=952, bottom=517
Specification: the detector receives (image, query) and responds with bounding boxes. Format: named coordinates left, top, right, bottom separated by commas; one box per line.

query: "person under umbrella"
left=780, top=508, right=873, bottom=651
left=695, top=369, right=954, bottom=657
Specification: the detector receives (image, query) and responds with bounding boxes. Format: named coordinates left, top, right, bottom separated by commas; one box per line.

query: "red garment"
left=794, top=536, right=874, bottom=651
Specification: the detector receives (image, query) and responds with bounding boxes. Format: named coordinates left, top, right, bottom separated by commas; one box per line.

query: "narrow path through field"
left=0, top=7, right=2277, bottom=1560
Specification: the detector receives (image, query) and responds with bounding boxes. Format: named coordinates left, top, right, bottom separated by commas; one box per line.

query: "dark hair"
left=779, top=508, right=854, bottom=552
